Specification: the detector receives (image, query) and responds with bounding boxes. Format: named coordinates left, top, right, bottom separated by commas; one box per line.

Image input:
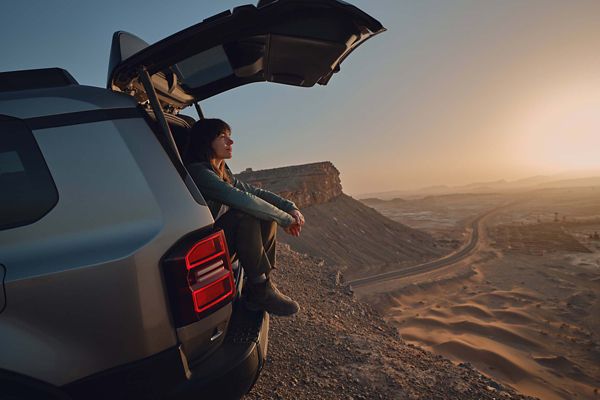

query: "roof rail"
left=0, top=68, right=78, bottom=93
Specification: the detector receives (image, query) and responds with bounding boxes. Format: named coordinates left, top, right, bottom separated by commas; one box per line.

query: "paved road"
left=347, top=204, right=511, bottom=288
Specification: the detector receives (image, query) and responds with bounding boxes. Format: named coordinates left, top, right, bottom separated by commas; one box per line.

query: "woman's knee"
left=231, top=211, right=276, bottom=236
left=237, top=212, right=262, bottom=229
left=260, top=219, right=277, bottom=236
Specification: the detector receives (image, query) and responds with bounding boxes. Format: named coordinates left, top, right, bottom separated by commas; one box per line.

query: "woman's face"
left=210, top=129, right=234, bottom=160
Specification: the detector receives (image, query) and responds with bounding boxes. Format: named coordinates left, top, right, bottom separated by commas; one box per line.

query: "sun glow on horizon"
left=515, top=80, right=600, bottom=172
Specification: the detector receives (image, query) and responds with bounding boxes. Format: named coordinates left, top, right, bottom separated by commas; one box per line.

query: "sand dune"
left=361, top=256, right=600, bottom=400
left=425, top=308, right=449, bottom=318
left=399, top=322, right=574, bottom=400
left=402, top=316, right=542, bottom=349
left=395, top=299, right=599, bottom=399
left=533, top=355, right=588, bottom=380
left=492, top=309, right=536, bottom=325
left=434, top=339, right=532, bottom=382
left=471, top=290, right=540, bottom=308
left=450, top=304, right=495, bottom=320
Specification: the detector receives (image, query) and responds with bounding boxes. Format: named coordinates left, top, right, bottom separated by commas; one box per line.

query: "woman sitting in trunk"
left=185, top=118, right=304, bottom=317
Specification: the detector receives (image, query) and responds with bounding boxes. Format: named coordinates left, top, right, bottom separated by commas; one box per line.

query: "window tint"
left=175, top=45, right=234, bottom=88
left=0, top=115, right=58, bottom=230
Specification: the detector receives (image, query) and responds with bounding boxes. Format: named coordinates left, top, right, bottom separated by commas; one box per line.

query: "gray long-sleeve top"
left=187, top=162, right=298, bottom=227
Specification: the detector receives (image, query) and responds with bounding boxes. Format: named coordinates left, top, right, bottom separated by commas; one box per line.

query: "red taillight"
left=162, top=230, right=235, bottom=327
left=186, top=233, right=225, bottom=270
left=193, top=274, right=233, bottom=313
left=186, top=232, right=234, bottom=314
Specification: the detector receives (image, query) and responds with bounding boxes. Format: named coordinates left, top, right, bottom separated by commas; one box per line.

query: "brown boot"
left=244, top=279, right=300, bottom=316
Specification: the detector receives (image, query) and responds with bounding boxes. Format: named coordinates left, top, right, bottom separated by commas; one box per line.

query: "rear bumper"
left=170, top=308, right=269, bottom=400
left=61, top=309, right=269, bottom=400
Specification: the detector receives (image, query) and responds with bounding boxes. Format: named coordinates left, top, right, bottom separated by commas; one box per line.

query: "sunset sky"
left=2, top=0, right=599, bottom=195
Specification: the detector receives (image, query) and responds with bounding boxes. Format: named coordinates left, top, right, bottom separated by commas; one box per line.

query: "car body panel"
left=0, top=88, right=217, bottom=385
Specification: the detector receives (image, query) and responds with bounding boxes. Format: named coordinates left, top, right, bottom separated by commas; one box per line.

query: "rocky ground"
left=245, top=243, right=536, bottom=400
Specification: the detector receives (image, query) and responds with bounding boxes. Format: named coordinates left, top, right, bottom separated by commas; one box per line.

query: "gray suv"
left=0, top=1, right=383, bottom=398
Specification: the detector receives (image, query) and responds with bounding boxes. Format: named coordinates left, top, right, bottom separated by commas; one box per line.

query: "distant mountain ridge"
left=358, top=173, right=600, bottom=200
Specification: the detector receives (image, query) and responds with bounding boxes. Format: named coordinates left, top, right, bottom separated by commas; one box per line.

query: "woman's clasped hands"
left=284, top=209, right=305, bottom=237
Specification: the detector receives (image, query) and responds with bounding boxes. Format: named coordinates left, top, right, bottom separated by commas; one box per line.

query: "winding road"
left=347, top=204, right=513, bottom=288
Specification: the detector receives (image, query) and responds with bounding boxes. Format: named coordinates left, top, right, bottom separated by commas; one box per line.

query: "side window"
left=0, top=115, right=58, bottom=230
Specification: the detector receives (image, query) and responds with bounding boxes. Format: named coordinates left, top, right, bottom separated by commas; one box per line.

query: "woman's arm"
left=188, top=164, right=295, bottom=227
left=230, top=174, right=299, bottom=213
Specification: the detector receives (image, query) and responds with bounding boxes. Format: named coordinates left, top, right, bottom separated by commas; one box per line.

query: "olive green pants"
left=215, top=210, right=277, bottom=279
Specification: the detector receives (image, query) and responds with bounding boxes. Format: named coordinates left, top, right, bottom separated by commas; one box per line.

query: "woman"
left=185, top=118, right=305, bottom=317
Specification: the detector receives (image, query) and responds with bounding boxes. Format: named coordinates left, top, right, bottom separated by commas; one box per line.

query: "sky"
left=2, top=0, right=600, bottom=195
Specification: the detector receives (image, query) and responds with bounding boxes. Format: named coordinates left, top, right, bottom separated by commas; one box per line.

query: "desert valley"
left=359, top=183, right=600, bottom=400
left=241, top=163, right=600, bottom=400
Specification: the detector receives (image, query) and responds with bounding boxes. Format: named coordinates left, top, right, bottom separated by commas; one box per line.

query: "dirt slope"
left=280, top=194, right=442, bottom=281
left=245, top=244, right=535, bottom=400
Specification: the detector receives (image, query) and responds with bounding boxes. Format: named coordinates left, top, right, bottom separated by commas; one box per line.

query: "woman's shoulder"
left=186, top=161, right=216, bottom=179
left=187, top=161, right=233, bottom=186
left=186, top=160, right=212, bottom=170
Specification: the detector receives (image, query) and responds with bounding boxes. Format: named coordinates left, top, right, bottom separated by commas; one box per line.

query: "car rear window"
left=0, top=115, right=58, bottom=230
left=175, top=45, right=234, bottom=88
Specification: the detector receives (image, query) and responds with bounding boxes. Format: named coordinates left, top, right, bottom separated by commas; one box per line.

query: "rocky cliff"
left=236, top=162, right=442, bottom=281
left=237, top=162, right=343, bottom=209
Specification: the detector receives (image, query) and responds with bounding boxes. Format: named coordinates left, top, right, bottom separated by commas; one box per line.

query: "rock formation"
left=236, top=162, right=442, bottom=281
left=237, top=162, right=343, bottom=209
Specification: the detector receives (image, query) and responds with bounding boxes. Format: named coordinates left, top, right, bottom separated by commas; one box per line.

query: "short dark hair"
left=185, top=118, right=231, bottom=163
left=185, top=118, right=233, bottom=183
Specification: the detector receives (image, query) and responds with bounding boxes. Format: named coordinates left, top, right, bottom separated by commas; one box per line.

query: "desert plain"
left=357, top=186, right=600, bottom=400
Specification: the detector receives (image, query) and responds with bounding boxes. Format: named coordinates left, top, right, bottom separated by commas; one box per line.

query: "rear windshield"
left=0, top=115, right=58, bottom=230
left=175, top=45, right=234, bottom=88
